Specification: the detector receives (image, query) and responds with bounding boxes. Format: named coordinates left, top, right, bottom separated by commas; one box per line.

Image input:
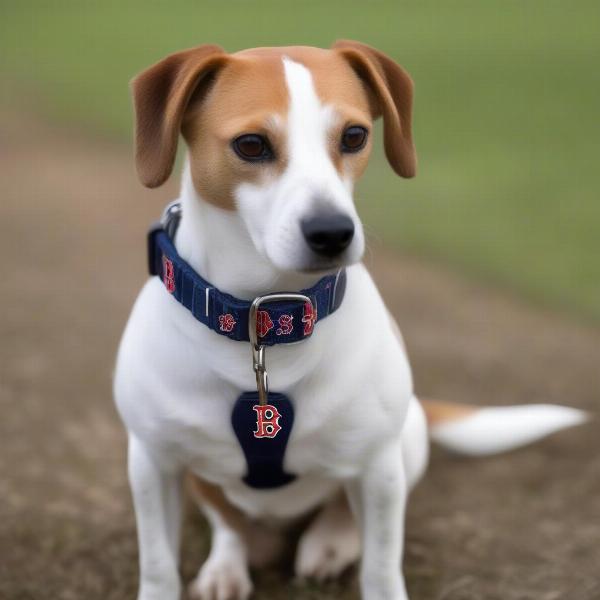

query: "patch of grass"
left=1, top=1, right=599, bottom=318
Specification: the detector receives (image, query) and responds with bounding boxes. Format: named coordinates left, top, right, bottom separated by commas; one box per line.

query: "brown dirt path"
left=1, top=110, right=599, bottom=600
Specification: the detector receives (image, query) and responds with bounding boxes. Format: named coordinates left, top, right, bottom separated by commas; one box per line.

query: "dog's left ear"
left=332, top=40, right=416, bottom=178
left=131, top=44, right=228, bottom=188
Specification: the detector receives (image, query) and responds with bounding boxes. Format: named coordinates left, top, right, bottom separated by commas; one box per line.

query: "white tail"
left=423, top=401, right=588, bottom=456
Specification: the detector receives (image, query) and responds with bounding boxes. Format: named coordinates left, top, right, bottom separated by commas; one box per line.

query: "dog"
left=114, top=41, right=586, bottom=600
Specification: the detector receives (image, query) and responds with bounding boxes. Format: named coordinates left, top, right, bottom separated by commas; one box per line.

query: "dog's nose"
left=301, top=214, right=355, bottom=257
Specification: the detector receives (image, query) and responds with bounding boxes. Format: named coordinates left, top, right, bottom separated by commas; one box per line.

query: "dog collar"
left=147, top=201, right=347, bottom=348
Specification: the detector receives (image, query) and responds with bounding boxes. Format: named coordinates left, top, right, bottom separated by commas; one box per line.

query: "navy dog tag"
left=231, top=392, right=296, bottom=489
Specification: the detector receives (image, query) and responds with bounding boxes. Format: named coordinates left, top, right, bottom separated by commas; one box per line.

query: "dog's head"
left=132, top=41, right=416, bottom=273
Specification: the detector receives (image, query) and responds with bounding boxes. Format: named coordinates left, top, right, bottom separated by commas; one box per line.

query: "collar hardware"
left=249, top=293, right=313, bottom=405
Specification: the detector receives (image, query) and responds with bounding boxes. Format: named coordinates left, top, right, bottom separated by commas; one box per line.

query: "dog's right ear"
left=131, top=44, right=227, bottom=188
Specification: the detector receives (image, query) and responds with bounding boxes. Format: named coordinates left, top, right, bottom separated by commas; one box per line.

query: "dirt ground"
left=1, top=109, right=599, bottom=600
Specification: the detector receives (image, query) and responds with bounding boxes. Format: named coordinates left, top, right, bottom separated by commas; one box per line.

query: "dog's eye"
left=341, top=126, right=368, bottom=153
left=232, top=134, right=273, bottom=162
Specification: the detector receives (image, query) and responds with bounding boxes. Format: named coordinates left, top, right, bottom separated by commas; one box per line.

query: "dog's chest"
left=115, top=274, right=412, bottom=506
left=137, top=364, right=389, bottom=484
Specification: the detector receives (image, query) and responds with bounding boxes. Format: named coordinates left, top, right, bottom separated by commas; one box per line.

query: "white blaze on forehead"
left=282, top=58, right=338, bottom=175
left=235, top=57, right=364, bottom=274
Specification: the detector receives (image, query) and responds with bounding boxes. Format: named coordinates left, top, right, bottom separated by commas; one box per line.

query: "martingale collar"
left=148, top=202, right=347, bottom=346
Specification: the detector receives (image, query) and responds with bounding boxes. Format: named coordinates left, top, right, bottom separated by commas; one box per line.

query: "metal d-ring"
left=248, top=293, right=313, bottom=405
left=160, top=200, right=182, bottom=239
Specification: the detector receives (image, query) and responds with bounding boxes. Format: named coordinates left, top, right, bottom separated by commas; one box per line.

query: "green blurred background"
left=2, top=0, right=599, bottom=319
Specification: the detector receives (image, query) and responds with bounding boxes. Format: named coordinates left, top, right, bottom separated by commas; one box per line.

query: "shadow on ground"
left=1, top=110, right=599, bottom=600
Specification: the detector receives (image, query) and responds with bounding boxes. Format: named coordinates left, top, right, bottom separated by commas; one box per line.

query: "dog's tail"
left=421, top=399, right=588, bottom=456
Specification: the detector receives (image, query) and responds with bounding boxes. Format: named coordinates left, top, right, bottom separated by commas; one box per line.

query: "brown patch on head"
left=131, top=41, right=416, bottom=207
left=275, top=46, right=375, bottom=181
left=182, top=45, right=383, bottom=207
left=131, top=45, right=290, bottom=208
left=183, top=51, right=290, bottom=209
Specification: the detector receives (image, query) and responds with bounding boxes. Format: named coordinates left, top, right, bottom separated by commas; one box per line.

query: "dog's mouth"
left=283, top=245, right=364, bottom=275
left=263, top=253, right=360, bottom=281
left=297, top=254, right=358, bottom=274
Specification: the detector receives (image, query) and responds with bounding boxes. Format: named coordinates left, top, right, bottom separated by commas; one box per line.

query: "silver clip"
left=160, top=200, right=182, bottom=239
left=248, top=293, right=313, bottom=406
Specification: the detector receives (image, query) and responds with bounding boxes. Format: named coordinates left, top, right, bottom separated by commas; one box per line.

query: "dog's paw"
left=188, top=554, right=253, bottom=600
left=294, top=517, right=360, bottom=581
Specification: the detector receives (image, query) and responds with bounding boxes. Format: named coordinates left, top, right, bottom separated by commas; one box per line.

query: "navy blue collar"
left=147, top=203, right=347, bottom=346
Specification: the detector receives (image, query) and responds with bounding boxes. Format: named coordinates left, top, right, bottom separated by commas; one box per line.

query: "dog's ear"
left=131, top=44, right=227, bottom=188
left=332, top=40, right=416, bottom=178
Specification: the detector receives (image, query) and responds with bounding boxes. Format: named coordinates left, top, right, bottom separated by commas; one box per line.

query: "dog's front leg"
left=128, top=434, right=183, bottom=600
left=346, top=439, right=409, bottom=600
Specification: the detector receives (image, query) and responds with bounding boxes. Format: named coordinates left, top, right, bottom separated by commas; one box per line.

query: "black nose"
left=301, top=214, right=355, bottom=257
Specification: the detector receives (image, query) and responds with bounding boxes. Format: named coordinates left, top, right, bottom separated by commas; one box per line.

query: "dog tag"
left=231, top=392, right=296, bottom=489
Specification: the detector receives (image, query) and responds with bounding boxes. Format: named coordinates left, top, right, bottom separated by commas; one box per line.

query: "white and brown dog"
left=115, top=41, right=586, bottom=600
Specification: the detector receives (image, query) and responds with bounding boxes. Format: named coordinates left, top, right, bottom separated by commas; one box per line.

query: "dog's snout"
left=301, top=214, right=355, bottom=257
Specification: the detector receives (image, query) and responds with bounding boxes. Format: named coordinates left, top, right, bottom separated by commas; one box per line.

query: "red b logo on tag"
left=253, top=404, right=282, bottom=439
